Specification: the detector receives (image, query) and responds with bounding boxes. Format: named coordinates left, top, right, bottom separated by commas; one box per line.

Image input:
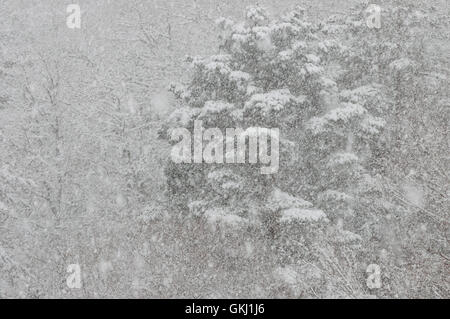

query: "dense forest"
left=0, top=0, right=448, bottom=298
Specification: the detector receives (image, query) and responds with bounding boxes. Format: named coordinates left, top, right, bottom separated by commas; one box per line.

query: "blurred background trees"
left=0, top=0, right=448, bottom=298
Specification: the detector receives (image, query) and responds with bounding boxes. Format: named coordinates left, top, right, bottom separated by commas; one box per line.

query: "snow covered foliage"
left=0, top=1, right=448, bottom=299
left=163, top=6, right=330, bottom=222
left=159, top=3, right=448, bottom=298
left=160, top=5, right=389, bottom=298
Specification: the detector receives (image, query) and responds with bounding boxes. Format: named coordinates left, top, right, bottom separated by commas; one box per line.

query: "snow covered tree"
left=161, top=5, right=381, bottom=297
left=316, top=2, right=449, bottom=297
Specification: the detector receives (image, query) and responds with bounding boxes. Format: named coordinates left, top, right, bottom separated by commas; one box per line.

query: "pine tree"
left=162, top=5, right=376, bottom=297
left=317, top=2, right=449, bottom=297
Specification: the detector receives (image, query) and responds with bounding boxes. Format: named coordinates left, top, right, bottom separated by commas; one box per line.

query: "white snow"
left=268, top=187, right=313, bottom=210
left=204, top=208, right=247, bottom=228
left=280, top=207, right=327, bottom=223
left=198, top=101, right=235, bottom=118
left=327, top=152, right=359, bottom=166
left=274, top=266, right=297, bottom=285
left=360, top=115, right=386, bottom=135
left=0, top=201, right=7, bottom=211
left=402, top=182, right=425, bottom=208
left=389, top=58, right=415, bottom=71
left=308, top=102, right=366, bottom=134
left=244, top=89, right=305, bottom=114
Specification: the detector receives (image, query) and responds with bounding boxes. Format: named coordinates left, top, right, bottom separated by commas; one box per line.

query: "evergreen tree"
left=161, top=5, right=382, bottom=297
